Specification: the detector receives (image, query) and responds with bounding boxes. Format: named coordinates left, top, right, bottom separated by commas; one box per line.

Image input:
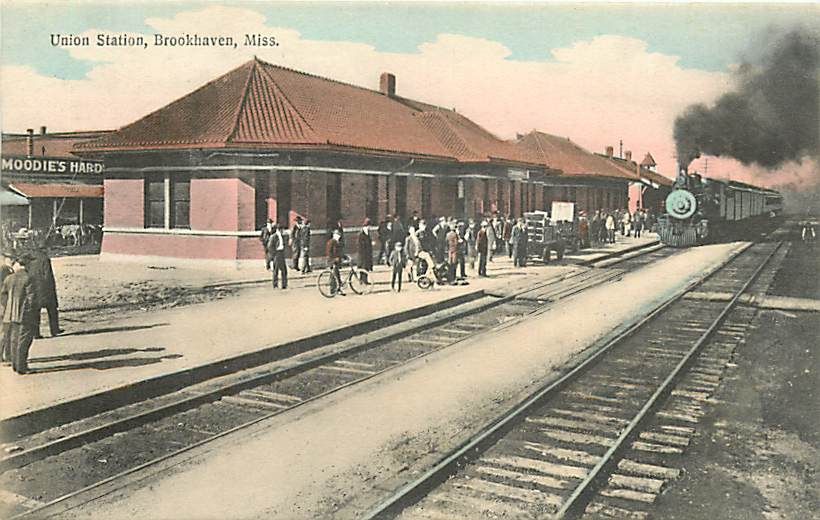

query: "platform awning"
left=9, top=182, right=103, bottom=199
left=0, top=187, right=29, bottom=206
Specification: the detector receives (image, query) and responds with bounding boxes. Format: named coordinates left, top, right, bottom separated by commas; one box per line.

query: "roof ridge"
left=227, top=60, right=259, bottom=143
left=255, top=62, right=317, bottom=136
left=532, top=132, right=550, bottom=165
left=256, top=57, right=459, bottom=117
left=257, top=58, right=393, bottom=100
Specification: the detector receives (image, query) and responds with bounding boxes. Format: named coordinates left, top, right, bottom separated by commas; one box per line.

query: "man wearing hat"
left=477, top=221, right=489, bottom=277
left=326, top=230, right=345, bottom=295
left=266, top=223, right=288, bottom=289
left=0, top=253, right=37, bottom=374
left=28, top=243, right=61, bottom=338
left=260, top=218, right=274, bottom=271
left=0, top=250, right=15, bottom=364
left=289, top=216, right=303, bottom=270
left=358, top=218, right=374, bottom=273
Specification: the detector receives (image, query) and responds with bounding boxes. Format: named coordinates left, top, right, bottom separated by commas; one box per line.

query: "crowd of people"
left=578, top=208, right=656, bottom=247
left=258, top=208, right=657, bottom=294
left=258, top=212, right=559, bottom=292
left=0, top=244, right=62, bottom=375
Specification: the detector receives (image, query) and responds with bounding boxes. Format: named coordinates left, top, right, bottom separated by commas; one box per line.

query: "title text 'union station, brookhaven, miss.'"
left=24, top=57, right=674, bottom=263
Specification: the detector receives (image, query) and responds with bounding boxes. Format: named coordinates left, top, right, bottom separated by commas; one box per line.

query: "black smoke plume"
left=674, top=27, right=819, bottom=170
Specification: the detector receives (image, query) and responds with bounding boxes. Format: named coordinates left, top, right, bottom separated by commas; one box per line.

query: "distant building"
left=512, top=131, right=636, bottom=215
left=1, top=129, right=109, bottom=232
left=596, top=149, right=673, bottom=214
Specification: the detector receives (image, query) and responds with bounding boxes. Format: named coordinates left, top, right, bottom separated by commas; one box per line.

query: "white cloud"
left=2, top=5, right=746, bottom=183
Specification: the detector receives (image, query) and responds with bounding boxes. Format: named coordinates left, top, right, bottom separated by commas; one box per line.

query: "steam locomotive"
left=657, top=171, right=783, bottom=247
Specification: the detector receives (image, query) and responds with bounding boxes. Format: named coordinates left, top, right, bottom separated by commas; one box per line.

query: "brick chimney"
left=605, top=145, right=614, bottom=158
left=26, top=128, right=34, bottom=157
left=624, top=150, right=632, bottom=162
left=380, top=72, right=396, bottom=97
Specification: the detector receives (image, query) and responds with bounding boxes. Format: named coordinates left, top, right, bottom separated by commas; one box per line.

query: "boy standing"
left=389, top=242, right=407, bottom=293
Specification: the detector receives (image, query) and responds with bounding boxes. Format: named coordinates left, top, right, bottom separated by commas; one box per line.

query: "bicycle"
left=317, top=257, right=374, bottom=298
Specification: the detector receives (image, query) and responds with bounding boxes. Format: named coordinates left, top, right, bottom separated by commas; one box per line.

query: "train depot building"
left=68, top=58, right=666, bottom=263
left=1, top=129, right=108, bottom=233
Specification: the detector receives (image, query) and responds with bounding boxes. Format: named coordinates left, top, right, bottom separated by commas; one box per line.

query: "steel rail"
left=361, top=241, right=772, bottom=520
left=8, top=244, right=670, bottom=518
left=554, top=240, right=781, bottom=518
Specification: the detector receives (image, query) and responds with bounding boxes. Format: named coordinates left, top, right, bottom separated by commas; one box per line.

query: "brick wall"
left=190, top=178, right=239, bottom=231
left=406, top=176, right=422, bottom=218
left=104, top=178, right=144, bottom=228
left=377, top=176, right=389, bottom=220
left=488, top=179, right=499, bottom=214
left=511, top=181, right=520, bottom=217
left=103, top=232, right=239, bottom=259
left=431, top=177, right=456, bottom=218
left=341, top=173, right=368, bottom=226
left=292, top=171, right=327, bottom=228
left=534, top=183, right=544, bottom=211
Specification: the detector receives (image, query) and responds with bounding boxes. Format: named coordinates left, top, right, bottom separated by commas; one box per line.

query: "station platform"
left=1, top=234, right=658, bottom=425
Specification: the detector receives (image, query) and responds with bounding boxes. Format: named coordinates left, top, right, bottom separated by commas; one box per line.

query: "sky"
left=1, top=1, right=818, bottom=191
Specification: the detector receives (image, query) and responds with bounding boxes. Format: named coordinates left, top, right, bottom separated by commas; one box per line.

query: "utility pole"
left=704, top=158, right=708, bottom=176
left=619, top=140, right=623, bottom=159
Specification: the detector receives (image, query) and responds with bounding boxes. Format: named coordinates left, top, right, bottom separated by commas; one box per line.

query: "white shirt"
left=274, top=230, right=284, bottom=251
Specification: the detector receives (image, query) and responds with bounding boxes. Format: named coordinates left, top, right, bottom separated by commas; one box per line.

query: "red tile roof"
left=9, top=182, right=103, bottom=198
left=2, top=131, right=112, bottom=159
left=76, top=58, right=546, bottom=166
left=640, top=152, right=657, bottom=167
left=78, top=59, right=473, bottom=161
left=600, top=155, right=674, bottom=187
left=513, top=131, right=637, bottom=181
left=415, top=110, right=540, bottom=165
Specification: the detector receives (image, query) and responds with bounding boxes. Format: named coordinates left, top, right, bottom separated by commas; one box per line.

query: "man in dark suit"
left=27, top=244, right=61, bottom=338
left=0, top=253, right=37, bottom=374
left=266, top=224, right=288, bottom=289
left=299, top=219, right=312, bottom=274
left=290, top=216, right=303, bottom=270
left=477, top=222, right=489, bottom=277
left=260, top=219, right=274, bottom=270
left=326, top=231, right=345, bottom=295
left=0, top=250, right=15, bottom=364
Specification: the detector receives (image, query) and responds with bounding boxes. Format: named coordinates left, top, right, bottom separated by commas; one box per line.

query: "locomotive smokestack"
left=676, top=163, right=689, bottom=187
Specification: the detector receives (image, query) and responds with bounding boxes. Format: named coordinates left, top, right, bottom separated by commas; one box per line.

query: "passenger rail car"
left=658, top=172, right=782, bottom=247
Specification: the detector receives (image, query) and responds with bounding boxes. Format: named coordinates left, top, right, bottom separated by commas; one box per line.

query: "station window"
left=145, top=178, right=165, bottom=228
left=171, top=178, right=190, bottom=229
left=144, top=174, right=190, bottom=229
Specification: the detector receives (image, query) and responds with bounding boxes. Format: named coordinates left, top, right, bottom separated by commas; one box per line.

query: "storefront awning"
left=1, top=187, right=29, bottom=206
left=9, top=182, right=103, bottom=199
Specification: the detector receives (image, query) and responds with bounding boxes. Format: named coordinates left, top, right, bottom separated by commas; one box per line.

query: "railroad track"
left=362, top=240, right=783, bottom=520
left=0, top=243, right=670, bottom=518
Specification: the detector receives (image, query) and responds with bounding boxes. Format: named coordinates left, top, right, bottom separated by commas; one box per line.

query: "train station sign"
left=1, top=155, right=104, bottom=174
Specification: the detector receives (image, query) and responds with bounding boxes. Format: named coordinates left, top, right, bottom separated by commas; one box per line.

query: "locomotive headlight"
left=666, top=189, right=697, bottom=219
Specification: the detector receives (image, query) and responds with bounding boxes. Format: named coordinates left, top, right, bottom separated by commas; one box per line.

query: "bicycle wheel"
left=350, top=269, right=374, bottom=295
left=317, top=270, right=337, bottom=298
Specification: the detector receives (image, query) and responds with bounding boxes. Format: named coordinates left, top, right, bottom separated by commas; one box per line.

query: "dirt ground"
left=651, top=240, right=819, bottom=520
left=52, top=255, right=269, bottom=321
